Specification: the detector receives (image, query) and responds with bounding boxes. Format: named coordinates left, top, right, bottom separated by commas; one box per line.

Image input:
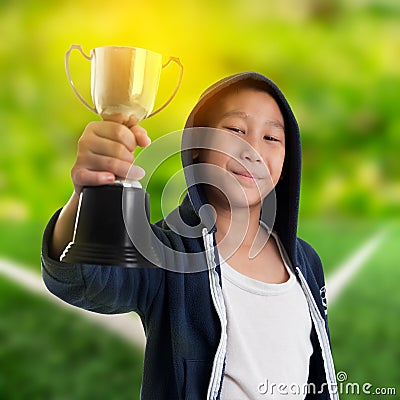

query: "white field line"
left=326, top=229, right=387, bottom=306
left=0, top=229, right=386, bottom=347
left=0, top=259, right=146, bottom=348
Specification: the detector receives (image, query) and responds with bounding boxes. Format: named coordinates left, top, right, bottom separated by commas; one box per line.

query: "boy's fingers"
left=125, top=165, right=146, bottom=181
left=73, top=163, right=144, bottom=188
left=102, top=113, right=140, bottom=128
left=72, top=168, right=115, bottom=189
left=85, top=121, right=150, bottom=152
left=82, top=153, right=133, bottom=180
left=131, top=125, right=151, bottom=148
left=88, top=136, right=134, bottom=163
left=89, top=121, right=137, bottom=151
left=101, top=113, right=126, bottom=124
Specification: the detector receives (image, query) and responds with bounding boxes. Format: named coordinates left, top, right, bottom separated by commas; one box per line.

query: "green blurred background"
left=0, top=0, right=399, bottom=398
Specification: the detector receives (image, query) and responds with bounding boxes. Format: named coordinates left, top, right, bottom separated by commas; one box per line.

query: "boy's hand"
left=71, top=120, right=151, bottom=194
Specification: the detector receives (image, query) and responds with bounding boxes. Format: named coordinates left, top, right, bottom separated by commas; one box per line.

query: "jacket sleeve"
left=41, top=209, right=164, bottom=316
left=297, top=238, right=329, bottom=317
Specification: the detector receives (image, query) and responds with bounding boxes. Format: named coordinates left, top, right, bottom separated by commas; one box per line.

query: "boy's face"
left=194, top=87, right=285, bottom=210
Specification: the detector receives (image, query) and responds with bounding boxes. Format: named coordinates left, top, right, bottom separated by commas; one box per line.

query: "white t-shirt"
left=220, top=232, right=313, bottom=400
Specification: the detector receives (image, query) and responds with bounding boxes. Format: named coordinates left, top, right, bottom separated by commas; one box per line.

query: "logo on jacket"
left=320, top=286, right=328, bottom=314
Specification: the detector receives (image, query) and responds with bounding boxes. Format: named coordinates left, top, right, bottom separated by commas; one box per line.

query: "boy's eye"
left=226, top=127, right=245, bottom=134
left=264, top=135, right=279, bottom=142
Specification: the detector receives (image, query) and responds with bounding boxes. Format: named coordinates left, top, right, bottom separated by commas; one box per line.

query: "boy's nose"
left=239, top=141, right=262, bottom=163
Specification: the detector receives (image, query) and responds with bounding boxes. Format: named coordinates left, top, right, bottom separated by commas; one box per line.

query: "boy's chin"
left=224, top=191, right=266, bottom=211
left=203, top=184, right=272, bottom=212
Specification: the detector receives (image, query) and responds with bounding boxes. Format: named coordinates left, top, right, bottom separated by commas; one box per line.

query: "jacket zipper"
left=202, top=228, right=227, bottom=400
left=296, top=268, right=339, bottom=400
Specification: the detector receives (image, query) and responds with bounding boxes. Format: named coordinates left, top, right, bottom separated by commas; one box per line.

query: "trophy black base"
left=60, top=183, right=158, bottom=268
left=62, top=242, right=156, bottom=268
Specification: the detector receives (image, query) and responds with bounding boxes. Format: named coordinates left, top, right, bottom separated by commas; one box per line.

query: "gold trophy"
left=61, top=45, right=183, bottom=267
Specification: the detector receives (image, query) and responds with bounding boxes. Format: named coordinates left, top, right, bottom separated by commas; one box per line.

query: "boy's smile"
left=194, top=87, right=285, bottom=211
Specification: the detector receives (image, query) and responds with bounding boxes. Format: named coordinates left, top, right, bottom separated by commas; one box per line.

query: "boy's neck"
left=213, top=203, right=268, bottom=259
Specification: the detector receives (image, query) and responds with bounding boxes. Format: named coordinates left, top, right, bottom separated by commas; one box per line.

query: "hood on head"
left=180, top=72, right=301, bottom=265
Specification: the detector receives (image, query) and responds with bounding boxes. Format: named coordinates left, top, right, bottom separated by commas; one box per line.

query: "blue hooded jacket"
left=41, top=72, right=338, bottom=399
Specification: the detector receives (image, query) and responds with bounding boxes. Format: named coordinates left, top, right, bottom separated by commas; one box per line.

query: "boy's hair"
left=192, top=78, right=283, bottom=129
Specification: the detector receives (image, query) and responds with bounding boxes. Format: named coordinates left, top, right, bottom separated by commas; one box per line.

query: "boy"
left=42, top=72, right=338, bottom=399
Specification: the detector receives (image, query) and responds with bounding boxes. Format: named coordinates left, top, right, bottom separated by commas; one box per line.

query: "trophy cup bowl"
left=60, top=45, right=183, bottom=267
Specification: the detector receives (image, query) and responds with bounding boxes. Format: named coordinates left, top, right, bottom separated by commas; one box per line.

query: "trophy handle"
left=65, top=45, right=98, bottom=114
left=148, top=57, right=183, bottom=118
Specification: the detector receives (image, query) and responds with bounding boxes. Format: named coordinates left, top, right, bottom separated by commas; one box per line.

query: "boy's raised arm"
left=50, top=119, right=151, bottom=260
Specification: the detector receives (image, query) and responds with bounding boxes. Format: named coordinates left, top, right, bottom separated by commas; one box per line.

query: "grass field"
left=0, top=220, right=45, bottom=270
left=0, top=218, right=398, bottom=399
left=0, top=277, right=144, bottom=400
left=328, top=222, right=400, bottom=398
